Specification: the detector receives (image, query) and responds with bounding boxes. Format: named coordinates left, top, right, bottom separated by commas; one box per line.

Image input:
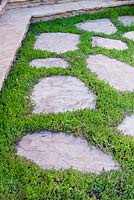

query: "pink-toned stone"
left=118, top=16, right=134, bottom=26
left=30, top=58, right=68, bottom=68
left=87, top=54, right=134, bottom=92
left=92, top=36, right=128, bottom=50
left=17, top=132, right=120, bottom=174
left=31, top=76, right=96, bottom=114
left=76, top=19, right=117, bottom=35
left=117, top=115, right=134, bottom=136
left=1, top=0, right=134, bottom=91
left=34, top=33, right=80, bottom=53
left=123, top=31, right=134, bottom=40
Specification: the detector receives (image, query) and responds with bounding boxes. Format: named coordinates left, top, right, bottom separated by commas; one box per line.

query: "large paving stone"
left=1, top=1, right=134, bottom=92
left=34, top=33, right=80, bottom=53
left=86, top=54, right=134, bottom=92
left=76, top=19, right=117, bottom=35
left=31, top=76, right=96, bottom=114
left=123, top=31, right=134, bottom=40
left=117, top=115, right=134, bottom=137
left=16, top=132, right=120, bottom=174
left=118, top=16, right=134, bottom=26
left=30, top=58, right=68, bottom=68
left=92, top=36, right=128, bottom=50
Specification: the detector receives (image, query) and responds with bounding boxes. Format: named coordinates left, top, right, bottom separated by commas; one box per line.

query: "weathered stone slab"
left=92, top=36, right=128, bottom=50
left=31, top=76, right=96, bottom=114
left=117, top=115, right=134, bottom=136
left=123, top=31, right=134, bottom=40
left=76, top=19, right=117, bottom=35
left=8, top=0, right=81, bottom=8
left=86, top=54, right=134, bottom=92
left=34, top=33, right=80, bottom=53
left=0, top=0, right=7, bottom=16
left=7, top=0, right=134, bottom=10
left=30, top=58, right=68, bottom=68
left=16, top=132, right=120, bottom=174
left=118, top=16, right=134, bottom=26
left=1, top=1, right=134, bottom=91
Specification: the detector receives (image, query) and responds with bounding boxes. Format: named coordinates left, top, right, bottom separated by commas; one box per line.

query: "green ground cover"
left=1, top=5, right=134, bottom=199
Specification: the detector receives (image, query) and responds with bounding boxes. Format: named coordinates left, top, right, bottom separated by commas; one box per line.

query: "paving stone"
left=117, top=115, right=134, bottom=137
left=16, top=131, right=120, bottom=174
left=31, top=76, right=96, bottom=114
left=118, top=16, right=134, bottom=26
left=92, top=36, right=128, bottom=50
left=76, top=19, right=117, bottom=35
left=34, top=33, right=80, bottom=53
left=0, top=0, right=7, bottom=16
left=1, top=1, right=134, bottom=91
left=123, top=31, right=134, bottom=40
left=86, top=54, right=134, bottom=92
left=30, top=58, right=69, bottom=68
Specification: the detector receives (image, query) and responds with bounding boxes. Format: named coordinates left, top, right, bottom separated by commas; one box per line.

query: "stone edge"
left=1, top=1, right=134, bottom=91
left=0, top=0, right=7, bottom=15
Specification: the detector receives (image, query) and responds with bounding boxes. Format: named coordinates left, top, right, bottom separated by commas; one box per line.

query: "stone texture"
left=1, top=1, right=134, bottom=91
left=34, top=33, right=80, bottom=53
left=117, top=115, right=134, bottom=136
left=16, top=131, right=120, bottom=174
left=118, top=16, right=134, bottom=26
left=0, top=0, right=7, bottom=16
left=123, top=31, right=134, bottom=40
left=92, top=36, right=128, bottom=50
left=0, top=9, right=31, bottom=91
left=76, top=19, right=117, bottom=35
left=7, top=0, right=134, bottom=9
left=31, top=76, right=96, bottom=114
left=86, top=54, right=134, bottom=92
left=30, top=58, right=68, bottom=68
left=8, top=0, right=80, bottom=8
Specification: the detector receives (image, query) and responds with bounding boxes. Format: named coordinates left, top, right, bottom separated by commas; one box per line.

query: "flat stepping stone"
left=16, top=132, right=120, bottom=174
left=76, top=19, right=117, bottom=35
left=117, top=115, right=134, bottom=137
left=118, top=16, right=134, bottom=26
left=86, top=54, right=134, bottom=92
left=31, top=76, right=96, bottom=114
left=123, top=31, right=134, bottom=40
left=92, top=36, right=128, bottom=50
left=34, top=33, right=80, bottom=53
left=30, top=58, right=68, bottom=68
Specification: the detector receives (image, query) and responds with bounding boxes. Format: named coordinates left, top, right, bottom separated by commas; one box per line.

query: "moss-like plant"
left=1, top=5, right=134, bottom=200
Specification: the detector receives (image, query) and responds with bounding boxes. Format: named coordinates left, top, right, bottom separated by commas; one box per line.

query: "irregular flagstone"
left=76, top=19, right=117, bottom=35
left=30, top=58, right=69, bottom=68
left=123, top=31, right=134, bottom=40
left=34, top=33, right=80, bottom=53
left=1, top=1, right=134, bottom=91
left=31, top=76, right=96, bottom=114
left=117, top=115, right=134, bottom=136
left=86, top=54, right=134, bottom=92
left=92, top=36, right=128, bottom=50
left=118, top=16, right=134, bottom=26
left=16, top=132, right=120, bottom=174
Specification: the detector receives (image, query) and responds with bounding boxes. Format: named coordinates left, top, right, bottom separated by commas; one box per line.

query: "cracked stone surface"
left=16, top=131, right=120, bottom=174
left=123, top=31, right=134, bottom=40
left=118, top=16, right=134, bottom=26
left=76, top=19, right=117, bottom=35
left=34, top=33, right=80, bottom=53
left=31, top=76, right=96, bottom=114
left=117, top=115, right=134, bottom=137
left=86, top=54, right=134, bottom=92
left=30, top=58, right=69, bottom=68
left=92, top=36, right=128, bottom=50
